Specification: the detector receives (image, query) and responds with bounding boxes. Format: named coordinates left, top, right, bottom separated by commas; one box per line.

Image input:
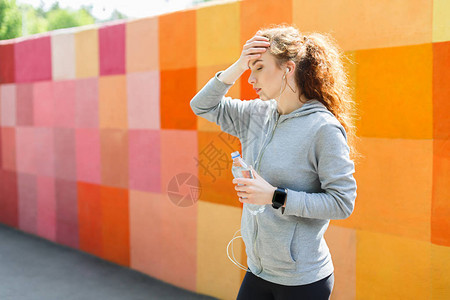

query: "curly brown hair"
left=258, top=24, right=359, bottom=161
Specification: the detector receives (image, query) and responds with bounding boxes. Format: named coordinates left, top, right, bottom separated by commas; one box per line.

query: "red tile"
left=1, top=127, right=16, bottom=171
left=99, top=23, right=126, bottom=75
left=0, top=170, right=18, bottom=227
left=15, top=35, right=52, bottom=83
left=0, top=42, right=15, bottom=83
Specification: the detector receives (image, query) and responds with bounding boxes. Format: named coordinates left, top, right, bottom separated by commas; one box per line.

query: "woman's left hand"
left=232, top=166, right=276, bottom=206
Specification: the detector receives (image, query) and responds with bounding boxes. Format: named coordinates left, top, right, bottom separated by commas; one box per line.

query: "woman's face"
left=248, top=51, right=285, bottom=100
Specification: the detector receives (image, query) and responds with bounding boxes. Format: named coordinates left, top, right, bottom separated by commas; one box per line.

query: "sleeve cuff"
left=282, top=189, right=306, bottom=216
left=214, top=70, right=235, bottom=88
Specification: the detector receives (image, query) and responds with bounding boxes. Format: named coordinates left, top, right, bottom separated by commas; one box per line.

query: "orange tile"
left=196, top=65, right=241, bottom=132
left=100, top=129, right=129, bottom=189
left=333, top=137, right=432, bottom=242
left=77, top=182, right=103, bottom=258
left=293, top=0, right=432, bottom=51
left=98, top=75, right=128, bottom=129
left=431, top=139, right=450, bottom=246
left=160, top=68, right=197, bottom=130
left=74, top=28, right=99, bottom=78
left=432, top=41, right=450, bottom=139
left=126, top=17, right=159, bottom=72
left=196, top=201, right=244, bottom=300
left=324, top=225, right=356, bottom=300
left=356, top=230, right=431, bottom=299
left=196, top=1, right=240, bottom=67
left=129, top=191, right=164, bottom=280
left=196, top=131, right=242, bottom=208
left=354, top=44, right=432, bottom=139
left=159, top=10, right=196, bottom=70
left=240, top=0, right=293, bottom=46
left=100, top=185, right=130, bottom=267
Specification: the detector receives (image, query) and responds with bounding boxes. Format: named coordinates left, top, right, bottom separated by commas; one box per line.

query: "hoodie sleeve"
left=190, top=71, right=255, bottom=139
left=282, top=123, right=357, bottom=219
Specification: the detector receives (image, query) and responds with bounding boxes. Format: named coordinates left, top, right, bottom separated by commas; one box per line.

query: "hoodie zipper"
left=251, top=113, right=280, bottom=274
left=255, top=113, right=280, bottom=174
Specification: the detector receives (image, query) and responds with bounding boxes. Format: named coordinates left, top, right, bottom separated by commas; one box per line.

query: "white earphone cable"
left=227, top=228, right=249, bottom=272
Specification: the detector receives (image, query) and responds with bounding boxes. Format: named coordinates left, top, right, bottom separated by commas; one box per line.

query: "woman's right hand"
left=236, top=33, right=271, bottom=71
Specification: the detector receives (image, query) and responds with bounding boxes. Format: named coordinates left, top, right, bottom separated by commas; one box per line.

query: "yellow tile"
left=98, top=75, right=128, bottom=129
left=356, top=230, right=431, bottom=299
left=333, top=138, right=432, bottom=242
left=354, top=44, right=432, bottom=139
left=75, top=28, right=99, bottom=78
left=433, top=0, right=450, bottom=42
left=196, top=201, right=243, bottom=300
left=293, top=0, right=432, bottom=51
left=431, top=243, right=450, bottom=299
left=196, top=1, right=240, bottom=67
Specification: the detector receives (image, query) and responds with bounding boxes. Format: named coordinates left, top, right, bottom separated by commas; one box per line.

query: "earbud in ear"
left=285, top=68, right=289, bottom=74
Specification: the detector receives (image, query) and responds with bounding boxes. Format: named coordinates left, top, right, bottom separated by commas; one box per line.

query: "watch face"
left=272, top=188, right=286, bottom=208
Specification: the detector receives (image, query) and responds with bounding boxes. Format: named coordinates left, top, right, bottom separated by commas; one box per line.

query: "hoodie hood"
left=270, top=99, right=334, bottom=123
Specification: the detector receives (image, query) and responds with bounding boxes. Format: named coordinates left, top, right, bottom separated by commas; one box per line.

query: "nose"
left=248, top=72, right=256, bottom=85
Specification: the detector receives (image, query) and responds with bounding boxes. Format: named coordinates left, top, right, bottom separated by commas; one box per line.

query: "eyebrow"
left=251, top=59, right=263, bottom=67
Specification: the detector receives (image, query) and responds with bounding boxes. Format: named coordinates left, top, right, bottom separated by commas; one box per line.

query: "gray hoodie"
left=190, top=71, right=357, bottom=286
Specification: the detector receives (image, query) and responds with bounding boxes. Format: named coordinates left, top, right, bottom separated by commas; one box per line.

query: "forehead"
left=249, top=51, right=275, bottom=67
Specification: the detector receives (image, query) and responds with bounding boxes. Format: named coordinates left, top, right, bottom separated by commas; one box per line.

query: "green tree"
left=0, top=0, right=21, bottom=40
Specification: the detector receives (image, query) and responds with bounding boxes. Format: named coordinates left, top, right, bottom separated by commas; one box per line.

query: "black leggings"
left=236, top=271, right=334, bottom=300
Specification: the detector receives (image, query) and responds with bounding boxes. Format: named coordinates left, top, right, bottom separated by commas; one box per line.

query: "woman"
left=190, top=24, right=357, bottom=300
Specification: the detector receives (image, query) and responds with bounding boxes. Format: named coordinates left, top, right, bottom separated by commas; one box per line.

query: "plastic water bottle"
left=231, top=151, right=265, bottom=215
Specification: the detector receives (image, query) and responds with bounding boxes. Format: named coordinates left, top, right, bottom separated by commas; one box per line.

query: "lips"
left=254, top=88, right=261, bottom=93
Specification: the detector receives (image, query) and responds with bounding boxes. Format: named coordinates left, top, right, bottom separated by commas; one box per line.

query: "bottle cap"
left=231, top=151, right=240, bottom=159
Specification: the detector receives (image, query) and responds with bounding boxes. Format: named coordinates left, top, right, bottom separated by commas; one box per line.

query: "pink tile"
left=17, top=172, right=37, bottom=235
left=75, top=128, right=101, bottom=184
left=75, top=78, right=99, bottom=128
left=55, top=178, right=79, bottom=248
left=1, top=127, right=16, bottom=171
left=15, top=35, right=52, bottom=83
left=54, top=128, right=76, bottom=181
left=34, top=127, right=54, bottom=177
left=33, top=81, right=54, bottom=127
left=128, top=130, right=160, bottom=192
left=1, top=84, right=16, bottom=126
left=16, top=83, right=34, bottom=126
left=0, top=170, right=18, bottom=227
left=54, top=80, right=76, bottom=128
left=127, top=71, right=160, bottom=129
left=99, top=23, right=126, bottom=75
left=36, top=175, right=56, bottom=242
left=15, top=127, right=37, bottom=174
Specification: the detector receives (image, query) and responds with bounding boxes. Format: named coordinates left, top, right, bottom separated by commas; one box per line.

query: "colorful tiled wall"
left=0, top=0, right=449, bottom=299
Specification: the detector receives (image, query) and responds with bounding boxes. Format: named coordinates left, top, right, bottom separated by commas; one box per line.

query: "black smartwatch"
left=272, top=187, right=287, bottom=209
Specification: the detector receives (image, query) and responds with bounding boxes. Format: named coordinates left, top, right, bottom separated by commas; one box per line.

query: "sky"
left=16, top=0, right=197, bottom=20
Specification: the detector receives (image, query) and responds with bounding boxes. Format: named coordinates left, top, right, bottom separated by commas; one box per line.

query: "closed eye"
left=257, top=67, right=263, bottom=70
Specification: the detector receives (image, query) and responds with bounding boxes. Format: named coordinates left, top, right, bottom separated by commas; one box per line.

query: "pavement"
left=0, top=224, right=218, bottom=300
